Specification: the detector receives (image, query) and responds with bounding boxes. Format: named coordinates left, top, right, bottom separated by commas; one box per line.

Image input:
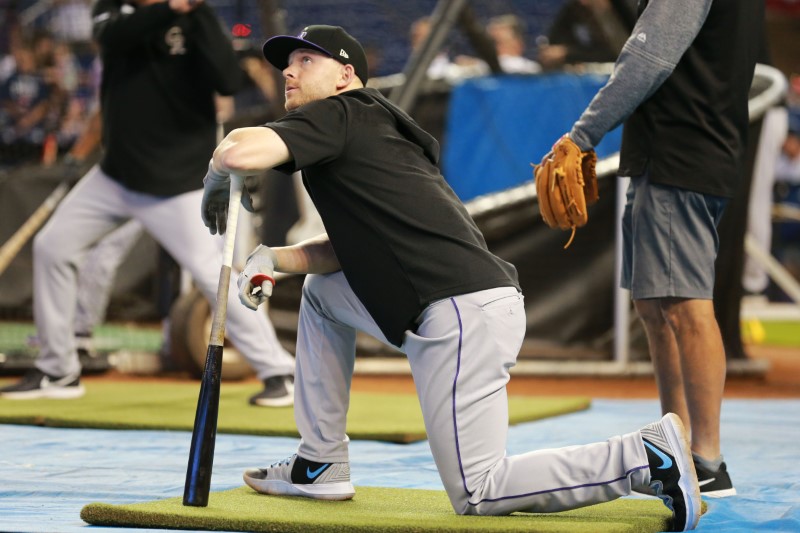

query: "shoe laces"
left=270, top=454, right=296, bottom=468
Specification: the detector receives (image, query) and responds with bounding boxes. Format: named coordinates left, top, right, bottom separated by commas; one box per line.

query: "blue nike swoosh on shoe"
left=644, top=441, right=673, bottom=470
left=306, top=464, right=330, bottom=479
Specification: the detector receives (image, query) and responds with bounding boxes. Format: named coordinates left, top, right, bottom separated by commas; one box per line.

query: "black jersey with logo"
left=92, top=0, right=243, bottom=196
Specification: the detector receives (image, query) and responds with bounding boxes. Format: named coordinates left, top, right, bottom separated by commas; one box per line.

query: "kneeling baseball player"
left=201, top=25, right=701, bottom=531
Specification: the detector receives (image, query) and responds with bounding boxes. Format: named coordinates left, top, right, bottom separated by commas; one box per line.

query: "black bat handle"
left=183, top=344, right=224, bottom=506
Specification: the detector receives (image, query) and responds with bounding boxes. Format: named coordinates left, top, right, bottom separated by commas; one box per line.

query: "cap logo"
left=339, top=49, right=349, bottom=59
left=299, top=31, right=307, bottom=38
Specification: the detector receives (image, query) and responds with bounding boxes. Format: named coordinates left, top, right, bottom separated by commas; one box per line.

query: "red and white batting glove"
left=237, top=244, right=277, bottom=310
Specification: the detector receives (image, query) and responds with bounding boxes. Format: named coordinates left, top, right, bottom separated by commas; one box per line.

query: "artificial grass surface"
left=81, top=485, right=684, bottom=533
left=0, top=381, right=590, bottom=443
left=757, top=320, right=800, bottom=347
left=0, top=321, right=163, bottom=353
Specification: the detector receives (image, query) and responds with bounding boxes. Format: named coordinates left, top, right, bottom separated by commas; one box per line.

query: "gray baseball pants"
left=293, top=271, right=651, bottom=515
left=32, top=166, right=294, bottom=380
left=73, top=218, right=143, bottom=335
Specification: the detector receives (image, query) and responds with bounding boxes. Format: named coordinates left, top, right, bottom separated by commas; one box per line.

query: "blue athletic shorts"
left=620, top=174, right=728, bottom=300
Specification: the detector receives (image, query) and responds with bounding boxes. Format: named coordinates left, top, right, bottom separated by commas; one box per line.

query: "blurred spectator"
left=444, top=14, right=542, bottom=77
left=0, top=41, right=51, bottom=165
left=409, top=15, right=457, bottom=80
left=33, top=32, right=73, bottom=158
left=0, top=12, right=21, bottom=83
left=484, top=14, right=540, bottom=74
left=776, top=111, right=800, bottom=186
left=0, top=20, right=97, bottom=168
left=31, top=29, right=57, bottom=70
left=537, top=0, right=632, bottom=71
left=772, top=109, right=800, bottom=289
left=452, top=14, right=541, bottom=75
left=48, top=0, right=93, bottom=44
left=52, top=41, right=92, bottom=150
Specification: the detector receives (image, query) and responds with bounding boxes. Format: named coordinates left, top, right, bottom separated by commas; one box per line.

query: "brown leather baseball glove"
left=533, top=135, right=599, bottom=248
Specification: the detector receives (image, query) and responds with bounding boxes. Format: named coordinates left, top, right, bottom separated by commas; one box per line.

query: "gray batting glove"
left=201, top=161, right=256, bottom=235
left=201, top=160, right=231, bottom=235
left=238, top=244, right=277, bottom=310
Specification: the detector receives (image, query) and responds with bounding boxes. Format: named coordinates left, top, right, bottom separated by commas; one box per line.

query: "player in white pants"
left=742, top=105, right=789, bottom=296
left=201, top=25, right=701, bottom=531
left=1, top=167, right=295, bottom=403
left=0, top=0, right=295, bottom=406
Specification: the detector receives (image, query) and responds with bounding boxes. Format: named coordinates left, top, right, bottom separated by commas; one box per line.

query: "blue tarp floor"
left=1, top=399, right=798, bottom=533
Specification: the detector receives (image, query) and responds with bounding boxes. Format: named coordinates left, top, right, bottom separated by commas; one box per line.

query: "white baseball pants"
left=32, top=166, right=294, bottom=380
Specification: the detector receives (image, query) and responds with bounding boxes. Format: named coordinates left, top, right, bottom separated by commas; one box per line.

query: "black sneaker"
left=639, top=413, right=701, bottom=532
left=0, top=368, right=85, bottom=400
left=243, top=454, right=355, bottom=500
left=248, top=375, right=293, bottom=407
left=75, top=332, right=97, bottom=362
left=695, top=459, right=736, bottom=498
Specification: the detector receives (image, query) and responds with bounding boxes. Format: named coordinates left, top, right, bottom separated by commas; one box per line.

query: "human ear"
left=338, top=64, right=355, bottom=88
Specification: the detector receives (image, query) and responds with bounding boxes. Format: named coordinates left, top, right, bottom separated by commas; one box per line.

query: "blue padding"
left=442, top=73, right=623, bottom=201
left=1, top=400, right=797, bottom=532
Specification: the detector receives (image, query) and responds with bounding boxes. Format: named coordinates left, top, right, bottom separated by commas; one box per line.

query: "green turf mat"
left=741, top=318, right=800, bottom=348
left=0, top=321, right=163, bottom=353
left=0, top=381, right=589, bottom=443
left=759, top=320, right=800, bottom=347
left=81, top=485, right=685, bottom=533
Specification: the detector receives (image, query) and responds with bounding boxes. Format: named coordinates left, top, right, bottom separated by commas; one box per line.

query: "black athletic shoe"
left=75, top=332, right=98, bottom=362
left=639, top=413, right=701, bottom=531
left=243, top=454, right=355, bottom=500
left=695, top=459, right=736, bottom=498
left=248, top=375, right=293, bottom=407
left=0, top=368, right=85, bottom=399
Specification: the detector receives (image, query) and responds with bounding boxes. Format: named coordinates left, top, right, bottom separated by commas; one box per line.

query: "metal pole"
left=388, top=0, right=467, bottom=111
left=613, top=176, right=630, bottom=365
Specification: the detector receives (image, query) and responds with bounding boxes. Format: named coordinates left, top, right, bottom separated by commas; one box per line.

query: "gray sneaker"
left=248, top=375, right=294, bottom=407
left=0, top=369, right=85, bottom=399
left=244, top=454, right=355, bottom=500
left=639, top=413, right=701, bottom=531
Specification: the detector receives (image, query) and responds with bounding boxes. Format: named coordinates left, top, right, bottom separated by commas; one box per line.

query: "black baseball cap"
left=262, top=25, right=369, bottom=85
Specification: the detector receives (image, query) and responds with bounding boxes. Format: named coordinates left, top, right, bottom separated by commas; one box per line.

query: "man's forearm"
left=273, top=234, right=340, bottom=274
left=212, top=127, right=292, bottom=176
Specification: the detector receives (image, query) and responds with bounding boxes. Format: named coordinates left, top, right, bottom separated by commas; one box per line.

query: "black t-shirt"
left=267, top=88, right=520, bottom=346
left=618, top=0, right=763, bottom=198
left=92, top=0, right=244, bottom=196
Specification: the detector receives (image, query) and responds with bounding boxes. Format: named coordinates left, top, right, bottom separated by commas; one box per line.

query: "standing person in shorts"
left=201, top=24, right=702, bottom=531
left=540, top=0, right=763, bottom=497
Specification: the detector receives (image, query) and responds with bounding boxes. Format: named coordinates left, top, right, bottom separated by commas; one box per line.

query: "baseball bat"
left=0, top=180, right=70, bottom=277
left=183, top=173, right=245, bottom=507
